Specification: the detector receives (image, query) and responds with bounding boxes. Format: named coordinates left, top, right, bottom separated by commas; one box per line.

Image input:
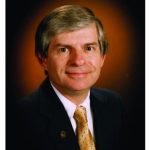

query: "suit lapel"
left=90, top=91, right=104, bottom=150
left=91, top=89, right=120, bottom=150
left=38, top=78, right=80, bottom=150
left=90, top=89, right=111, bottom=150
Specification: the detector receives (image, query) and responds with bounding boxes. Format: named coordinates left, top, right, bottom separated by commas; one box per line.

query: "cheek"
left=47, top=56, right=67, bottom=73
left=87, top=55, right=102, bottom=69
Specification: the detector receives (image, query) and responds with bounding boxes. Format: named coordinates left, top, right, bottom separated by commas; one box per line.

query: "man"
left=15, top=5, right=127, bottom=150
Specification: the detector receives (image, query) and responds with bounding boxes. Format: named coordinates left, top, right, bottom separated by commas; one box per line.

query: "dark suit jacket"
left=14, top=78, right=127, bottom=150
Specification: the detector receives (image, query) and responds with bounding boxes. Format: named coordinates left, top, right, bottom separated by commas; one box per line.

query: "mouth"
left=66, top=72, right=89, bottom=79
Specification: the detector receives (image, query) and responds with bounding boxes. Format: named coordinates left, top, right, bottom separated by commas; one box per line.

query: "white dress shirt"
left=51, top=83, right=94, bottom=137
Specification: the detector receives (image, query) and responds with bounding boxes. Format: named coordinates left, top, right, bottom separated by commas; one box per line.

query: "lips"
left=65, top=67, right=93, bottom=79
left=66, top=67, right=92, bottom=73
left=66, top=71, right=90, bottom=79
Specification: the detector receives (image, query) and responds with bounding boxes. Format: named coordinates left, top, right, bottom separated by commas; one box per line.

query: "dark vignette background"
left=6, top=0, right=145, bottom=150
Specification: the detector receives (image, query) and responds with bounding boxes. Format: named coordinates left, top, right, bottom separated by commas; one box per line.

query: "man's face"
left=42, top=23, right=105, bottom=94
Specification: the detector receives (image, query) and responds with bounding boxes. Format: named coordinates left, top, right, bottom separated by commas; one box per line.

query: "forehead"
left=50, top=23, right=98, bottom=46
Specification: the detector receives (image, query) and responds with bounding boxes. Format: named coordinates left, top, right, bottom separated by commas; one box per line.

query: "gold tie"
left=73, top=106, right=96, bottom=150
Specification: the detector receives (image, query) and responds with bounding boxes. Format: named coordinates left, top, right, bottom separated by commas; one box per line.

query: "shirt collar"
left=50, top=83, right=90, bottom=119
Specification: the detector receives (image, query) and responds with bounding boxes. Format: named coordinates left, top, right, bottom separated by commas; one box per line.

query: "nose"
left=69, top=49, right=86, bottom=66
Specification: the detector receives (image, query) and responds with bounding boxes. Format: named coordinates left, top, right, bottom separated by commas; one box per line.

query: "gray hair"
left=35, top=5, right=108, bottom=61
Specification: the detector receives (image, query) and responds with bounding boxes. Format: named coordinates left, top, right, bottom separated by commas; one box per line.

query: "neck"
left=62, top=91, right=89, bottom=105
left=51, top=83, right=90, bottom=105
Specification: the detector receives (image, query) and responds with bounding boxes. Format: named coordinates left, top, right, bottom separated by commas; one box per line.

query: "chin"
left=66, top=82, right=93, bottom=91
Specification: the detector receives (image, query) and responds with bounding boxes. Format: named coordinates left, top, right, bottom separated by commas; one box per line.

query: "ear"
left=37, top=54, right=48, bottom=71
left=100, top=54, right=106, bottom=67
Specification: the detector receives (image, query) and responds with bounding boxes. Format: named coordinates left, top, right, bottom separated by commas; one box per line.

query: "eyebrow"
left=56, top=43, right=71, bottom=48
left=84, top=42, right=99, bottom=46
left=55, top=42, right=99, bottom=48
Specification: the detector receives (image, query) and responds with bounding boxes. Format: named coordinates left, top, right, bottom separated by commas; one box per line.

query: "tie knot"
left=73, top=106, right=87, bottom=123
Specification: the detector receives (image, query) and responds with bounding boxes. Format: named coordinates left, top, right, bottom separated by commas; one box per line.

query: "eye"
left=58, top=47, right=69, bottom=53
left=85, top=46, right=94, bottom=51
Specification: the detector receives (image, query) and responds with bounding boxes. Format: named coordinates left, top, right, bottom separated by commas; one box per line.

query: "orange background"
left=14, top=0, right=139, bottom=101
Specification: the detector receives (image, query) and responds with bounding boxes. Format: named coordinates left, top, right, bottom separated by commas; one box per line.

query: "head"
left=35, top=5, right=108, bottom=62
left=35, top=5, right=108, bottom=97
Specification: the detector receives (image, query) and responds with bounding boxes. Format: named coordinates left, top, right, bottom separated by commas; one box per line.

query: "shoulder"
left=16, top=78, right=50, bottom=110
left=91, top=88, right=121, bottom=98
left=90, top=88, right=124, bottom=110
left=91, top=88, right=121, bottom=101
left=15, top=89, right=41, bottom=118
